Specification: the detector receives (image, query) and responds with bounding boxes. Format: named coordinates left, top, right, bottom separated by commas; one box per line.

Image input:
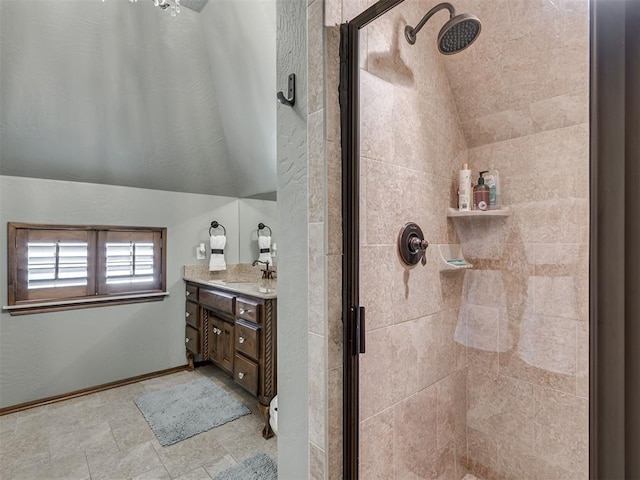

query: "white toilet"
left=269, top=395, right=278, bottom=435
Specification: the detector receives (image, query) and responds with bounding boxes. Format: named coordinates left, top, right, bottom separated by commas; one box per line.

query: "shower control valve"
left=398, top=222, right=429, bottom=267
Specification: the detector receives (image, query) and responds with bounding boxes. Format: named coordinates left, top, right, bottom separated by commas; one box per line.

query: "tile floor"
left=0, top=365, right=277, bottom=480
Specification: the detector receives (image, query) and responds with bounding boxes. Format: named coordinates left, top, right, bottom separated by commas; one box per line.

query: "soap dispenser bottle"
left=473, top=171, right=490, bottom=211
left=485, top=164, right=501, bottom=210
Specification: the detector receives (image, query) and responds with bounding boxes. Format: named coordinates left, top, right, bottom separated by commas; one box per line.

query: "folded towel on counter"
left=258, top=235, right=272, bottom=265
left=209, top=235, right=226, bottom=271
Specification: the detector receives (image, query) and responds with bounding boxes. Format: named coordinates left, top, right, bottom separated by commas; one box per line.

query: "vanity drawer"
left=185, top=325, right=200, bottom=355
left=185, top=301, right=199, bottom=329
left=234, top=354, right=259, bottom=396
left=185, top=283, right=198, bottom=302
left=235, top=319, right=260, bottom=360
left=200, top=289, right=235, bottom=315
left=236, top=298, right=262, bottom=324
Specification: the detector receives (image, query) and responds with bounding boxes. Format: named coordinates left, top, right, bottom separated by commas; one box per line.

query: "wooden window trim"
left=6, top=223, right=167, bottom=315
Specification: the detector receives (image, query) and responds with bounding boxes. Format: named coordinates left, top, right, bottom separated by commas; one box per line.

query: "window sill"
left=3, top=292, right=169, bottom=316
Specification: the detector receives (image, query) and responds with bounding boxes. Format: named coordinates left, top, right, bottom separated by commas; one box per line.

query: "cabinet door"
left=185, top=300, right=199, bottom=329
left=235, top=319, right=260, bottom=361
left=209, top=316, right=223, bottom=366
left=220, top=321, right=235, bottom=374
left=234, top=354, right=259, bottom=396
left=185, top=325, right=200, bottom=356
left=209, top=315, right=234, bottom=374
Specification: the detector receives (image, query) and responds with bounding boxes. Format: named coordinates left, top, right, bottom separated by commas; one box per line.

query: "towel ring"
left=209, top=221, right=226, bottom=236
left=258, top=223, right=272, bottom=236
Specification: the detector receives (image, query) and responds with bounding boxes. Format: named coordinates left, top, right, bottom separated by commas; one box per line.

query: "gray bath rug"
left=134, top=377, right=250, bottom=446
left=213, top=453, right=277, bottom=480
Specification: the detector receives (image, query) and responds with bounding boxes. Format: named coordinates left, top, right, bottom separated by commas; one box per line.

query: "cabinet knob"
left=213, top=327, right=222, bottom=335
left=238, top=372, right=245, bottom=379
left=185, top=312, right=190, bottom=318
left=185, top=291, right=191, bottom=296
left=240, top=308, right=252, bottom=315
left=239, top=336, right=245, bottom=344
left=185, top=337, right=190, bottom=343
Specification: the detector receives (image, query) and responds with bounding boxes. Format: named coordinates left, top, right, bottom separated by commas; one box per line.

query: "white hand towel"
left=258, top=235, right=272, bottom=265
left=209, top=235, right=226, bottom=271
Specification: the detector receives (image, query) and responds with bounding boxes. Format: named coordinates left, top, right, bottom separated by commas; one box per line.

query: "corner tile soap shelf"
left=431, top=244, right=473, bottom=272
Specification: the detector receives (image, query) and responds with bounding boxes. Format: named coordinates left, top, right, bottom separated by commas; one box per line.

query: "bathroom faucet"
left=252, top=259, right=274, bottom=280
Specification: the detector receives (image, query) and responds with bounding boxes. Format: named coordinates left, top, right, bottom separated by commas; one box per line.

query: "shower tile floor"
left=0, top=365, right=276, bottom=480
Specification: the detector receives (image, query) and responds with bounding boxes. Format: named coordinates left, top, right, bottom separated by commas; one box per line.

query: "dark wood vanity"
left=184, top=280, right=276, bottom=438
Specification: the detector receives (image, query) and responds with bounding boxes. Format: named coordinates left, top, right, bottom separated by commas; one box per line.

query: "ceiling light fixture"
left=102, top=0, right=182, bottom=17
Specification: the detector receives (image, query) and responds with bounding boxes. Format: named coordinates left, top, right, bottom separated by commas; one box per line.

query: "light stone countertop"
left=183, top=276, right=277, bottom=300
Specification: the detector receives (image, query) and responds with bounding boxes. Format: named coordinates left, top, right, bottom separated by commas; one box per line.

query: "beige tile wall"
left=320, top=0, right=589, bottom=478
left=447, top=0, right=589, bottom=478
left=308, top=1, right=329, bottom=479
left=308, top=0, right=345, bottom=478
left=326, top=0, right=473, bottom=478
left=461, top=125, right=589, bottom=478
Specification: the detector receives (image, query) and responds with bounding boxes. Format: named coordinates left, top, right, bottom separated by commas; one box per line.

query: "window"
left=7, top=223, right=167, bottom=315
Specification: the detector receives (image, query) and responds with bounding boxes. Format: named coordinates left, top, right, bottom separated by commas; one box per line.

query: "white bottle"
left=485, top=164, right=501, bottom=210
left=458, top=163, right=472, bottom=211
left=271, top=243, right=277, bottom=267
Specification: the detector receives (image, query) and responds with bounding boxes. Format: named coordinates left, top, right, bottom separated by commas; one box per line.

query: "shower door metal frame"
left=339, top=1, right=407, bottom=478
left=590, top=0, right=640, bottom=477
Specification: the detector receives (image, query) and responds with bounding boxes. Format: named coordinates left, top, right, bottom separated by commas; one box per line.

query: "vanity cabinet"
left=184, top=281, right=277, bottom=438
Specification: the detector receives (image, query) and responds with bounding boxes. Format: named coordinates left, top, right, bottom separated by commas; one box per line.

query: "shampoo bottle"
left=473, top=171, right=490, bottom=211
left=458, top=163, right=472, bottom=211
left=484, top=164, right=501, bottom=210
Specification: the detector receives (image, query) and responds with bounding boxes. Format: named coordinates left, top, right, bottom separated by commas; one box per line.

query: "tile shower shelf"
left=432, top=244, right=473, bottom=272
left=446, top=207, right=510, bottom=217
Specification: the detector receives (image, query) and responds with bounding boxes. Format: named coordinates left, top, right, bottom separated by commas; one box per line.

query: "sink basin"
left=206, top=279, right=277, bottom=296
left=207, top=279, right=259, bottom=286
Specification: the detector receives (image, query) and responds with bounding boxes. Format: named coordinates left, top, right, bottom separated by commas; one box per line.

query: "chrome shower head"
left=405, top=2, right=482, bottom=54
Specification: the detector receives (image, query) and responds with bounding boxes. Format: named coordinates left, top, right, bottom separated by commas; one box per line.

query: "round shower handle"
left=409, top=236, right=429, bottom=253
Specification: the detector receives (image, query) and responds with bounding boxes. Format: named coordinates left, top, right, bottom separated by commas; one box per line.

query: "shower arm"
left=405, top=2, right=455, bottom=44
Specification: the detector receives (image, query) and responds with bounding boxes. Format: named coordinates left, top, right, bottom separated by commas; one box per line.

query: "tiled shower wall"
left=327, top=0, right=473, bottom=477
left=446, top=0, right=590, bottom=478
left=319, top=0, right=589, bottom=478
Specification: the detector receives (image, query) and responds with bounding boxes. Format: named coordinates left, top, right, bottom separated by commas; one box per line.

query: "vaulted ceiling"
left=0, top=0, right=276, bottom=199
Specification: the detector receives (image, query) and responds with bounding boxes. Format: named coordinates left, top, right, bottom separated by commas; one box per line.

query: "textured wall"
left=276, top=0, right=309, bottom=477
left=237, top=199, right=277, bottom=264
left=443, top=0, right=588, bottom=149
left=0, top=175, right=241, bottom=408
left=0, top=0, right=278, bottom=198
left=199, top=0, right=278, bottom=198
